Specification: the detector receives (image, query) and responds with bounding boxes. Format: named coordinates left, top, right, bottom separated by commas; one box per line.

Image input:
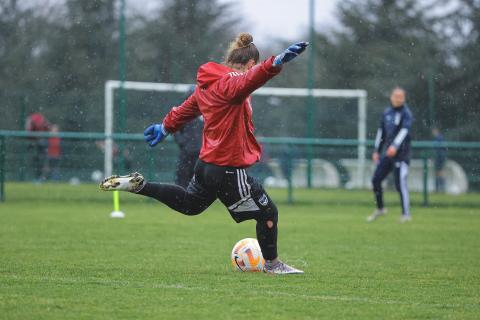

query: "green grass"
left=1, top=183, right=479, bottom=319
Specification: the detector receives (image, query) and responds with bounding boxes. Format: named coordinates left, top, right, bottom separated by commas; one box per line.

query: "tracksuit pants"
left=372, top=156, right=410, bottom=216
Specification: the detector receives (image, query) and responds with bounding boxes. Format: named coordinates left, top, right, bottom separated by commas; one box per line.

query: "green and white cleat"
left=399, top=214, right=412, bottom=224
left=367, top=208, right=387, bottom=222
left=263, top=260, right=304, bottom=275
left=99, top=172, right=145, bottom=193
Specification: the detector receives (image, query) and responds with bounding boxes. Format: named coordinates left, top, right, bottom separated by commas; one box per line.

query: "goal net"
left=104, top=80, right=368, bottom=187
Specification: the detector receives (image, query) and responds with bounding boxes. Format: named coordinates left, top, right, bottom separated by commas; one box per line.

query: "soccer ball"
left=231, top=238, right=265, bottom=272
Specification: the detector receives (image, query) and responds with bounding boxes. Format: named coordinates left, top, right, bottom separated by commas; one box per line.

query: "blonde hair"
left=225, top=33, right=259, bottom=66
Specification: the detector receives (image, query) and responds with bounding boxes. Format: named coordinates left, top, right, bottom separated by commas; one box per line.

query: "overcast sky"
left=29, top=0, right=457, bottom=44
left=219, top=0, right=340, bottom=43
left=127, top=0, right=340, bottom=44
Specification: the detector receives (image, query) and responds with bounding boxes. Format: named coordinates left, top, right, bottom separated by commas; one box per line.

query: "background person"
left=46, top=124, right=62, bottom=180
left=25, top=112, right=50, bottom=181
left=173, top=86, right=203, bottom=188
left=368, top=87, right=413, bottom=223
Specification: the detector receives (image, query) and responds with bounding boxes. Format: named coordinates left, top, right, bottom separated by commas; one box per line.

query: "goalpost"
left=104, top=80, right=368, bottom=186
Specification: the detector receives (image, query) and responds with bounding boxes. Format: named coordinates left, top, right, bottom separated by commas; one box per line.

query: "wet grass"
left=1, top=183, right=479, bottom=319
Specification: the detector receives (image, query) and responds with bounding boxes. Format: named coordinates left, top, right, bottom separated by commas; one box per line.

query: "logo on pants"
left=258, top=194, right=269, bottom=206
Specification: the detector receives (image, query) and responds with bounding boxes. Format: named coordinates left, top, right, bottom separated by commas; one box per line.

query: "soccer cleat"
left=367, top=208, right=387, bottom=222
left=99, top=172, right=145, bottom=193
left=263, top=260, right=304, bottom=275
left=399, top=215, right=412, bottom=224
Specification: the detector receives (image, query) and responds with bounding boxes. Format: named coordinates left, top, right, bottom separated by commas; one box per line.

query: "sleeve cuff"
left=263, top=56, right=283, bottom=74
left=161, top=121, right=172, bottom=134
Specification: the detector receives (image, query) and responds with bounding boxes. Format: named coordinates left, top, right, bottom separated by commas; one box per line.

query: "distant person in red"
left=25, top=112, right=50, bottom=181
left=47, top=124, right=62, bottom=180
left=100, top=33, right=309, bottom=274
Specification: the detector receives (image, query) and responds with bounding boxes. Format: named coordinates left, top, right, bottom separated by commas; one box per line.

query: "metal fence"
left=1, top=130, right=480, bottom=204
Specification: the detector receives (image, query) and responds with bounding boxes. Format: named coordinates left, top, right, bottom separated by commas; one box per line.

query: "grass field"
left=1, top=183, right=479, bottom=319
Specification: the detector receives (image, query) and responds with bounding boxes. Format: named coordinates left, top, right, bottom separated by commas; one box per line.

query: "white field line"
left=4, top=274, right=478, bottom=310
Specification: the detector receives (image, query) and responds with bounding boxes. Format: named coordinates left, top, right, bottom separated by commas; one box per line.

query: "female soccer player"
left=100, top=33, right=308, bottom=274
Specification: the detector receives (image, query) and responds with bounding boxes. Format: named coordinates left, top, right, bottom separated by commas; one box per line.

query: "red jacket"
left=26, top=113, right=49, bottom=132
left=163, top=56, right=281, bottom=167
left=48, top=137, right=61, bottom=158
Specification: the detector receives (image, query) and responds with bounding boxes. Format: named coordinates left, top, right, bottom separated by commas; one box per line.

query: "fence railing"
left=1, top=130, right=480, bottom=204
left=2, top=129, right=480, bottom=147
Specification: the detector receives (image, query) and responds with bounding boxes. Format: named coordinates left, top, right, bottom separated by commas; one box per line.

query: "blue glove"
left=144, top=123, right=169, bottom=147
left=273, top=42, right=309, bottom=66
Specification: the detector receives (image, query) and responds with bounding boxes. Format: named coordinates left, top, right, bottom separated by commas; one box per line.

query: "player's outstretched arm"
left=223, top=42, right=309, bottom=102
left=273, top=42, right=309, bottom=66
left=144, top=93, right=200, bottom=147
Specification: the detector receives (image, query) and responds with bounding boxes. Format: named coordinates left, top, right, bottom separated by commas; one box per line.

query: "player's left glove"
left=273, top=42, right=309, bottom=66
left=144, top=123, right=169, bottom=147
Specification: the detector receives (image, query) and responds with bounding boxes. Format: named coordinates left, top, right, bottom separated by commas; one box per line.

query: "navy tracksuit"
left=173, top=116, right=203, bottom=188
left=372, top=104, right=413, bottom=215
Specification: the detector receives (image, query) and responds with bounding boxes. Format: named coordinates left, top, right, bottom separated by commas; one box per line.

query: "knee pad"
left=266, top=202, right=278, bottom=225
left=257, top=199, right=278, bottom=228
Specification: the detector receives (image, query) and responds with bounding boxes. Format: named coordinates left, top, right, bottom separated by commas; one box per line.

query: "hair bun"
left=237, top=33, right=253, bottom=47
left=225, top=33, right=259, bottom=65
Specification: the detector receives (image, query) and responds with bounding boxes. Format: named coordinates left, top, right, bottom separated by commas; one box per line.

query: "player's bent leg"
left=254, top=194, right=278, bottom=261
left=100, top=172, right=145, bottom=192
left=219, top=169, right=303, bottom=274
left=137, top=176, right=216, bottom=216
left=253, top=198, right=303, bottom=275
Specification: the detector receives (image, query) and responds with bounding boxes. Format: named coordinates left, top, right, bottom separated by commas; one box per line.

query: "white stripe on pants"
left=399, top=162, right=410, bottom=215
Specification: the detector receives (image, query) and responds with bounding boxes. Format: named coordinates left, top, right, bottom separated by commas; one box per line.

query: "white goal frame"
left=104, top=80, right=368, bottom=186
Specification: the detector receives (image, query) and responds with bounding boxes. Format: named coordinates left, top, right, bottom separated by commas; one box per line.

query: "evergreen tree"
left=314, top=0, right=449, bottom=139
left=128, top=0, right=239, bottom=83
left=0, top=0, right=50, bottom=129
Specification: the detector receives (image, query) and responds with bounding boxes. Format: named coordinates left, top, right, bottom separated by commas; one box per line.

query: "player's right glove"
left=144, top=123, right=169, bottom=147
left=273, top=42, right=309, bottom=66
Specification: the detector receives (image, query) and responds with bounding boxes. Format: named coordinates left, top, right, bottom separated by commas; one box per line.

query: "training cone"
left=109, top=191, right=124, bottom=218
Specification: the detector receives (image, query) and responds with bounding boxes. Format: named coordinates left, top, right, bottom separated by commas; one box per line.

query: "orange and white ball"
left=231, top=238, right=265, bottom=272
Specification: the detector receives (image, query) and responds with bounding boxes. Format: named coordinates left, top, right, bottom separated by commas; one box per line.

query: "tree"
left=313, top=0, right=452, bottom=139
left=0, top=0, right=119, bottom=131
left=123, top=0, right=240, bottom=132
left=261, top=0, right=454, bottom=140
left=439, top=0, right=480, bottom=140
left=41, top=0, right=118, bottom=131
left=127, top=0, right=239, bottom=83
left=0, top=0, right=50, bottom=129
